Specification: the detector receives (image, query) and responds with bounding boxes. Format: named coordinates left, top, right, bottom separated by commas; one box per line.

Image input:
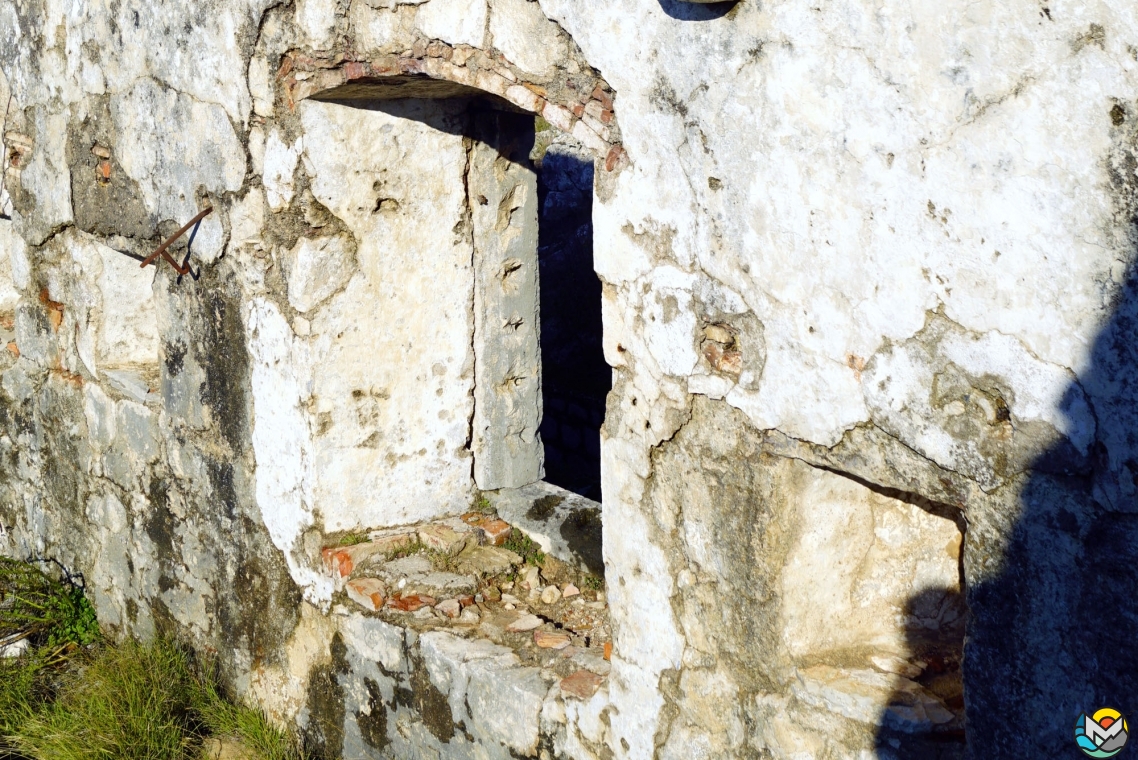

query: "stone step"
left=486, top=481, right=604, bottom=576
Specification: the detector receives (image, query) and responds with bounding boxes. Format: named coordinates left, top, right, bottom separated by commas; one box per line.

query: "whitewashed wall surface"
left=0, top=0, right=1136, bottom=757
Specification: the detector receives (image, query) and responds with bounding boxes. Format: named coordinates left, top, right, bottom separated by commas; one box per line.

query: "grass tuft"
left=9, top=639, right=198, bottom=760
left=383, top=539, right=428, bottom=562
left=582, top=574, right=605, bottom=592
left=0, top=558, right=305, bottom=760
left=503, top=531, right=546, bottom=567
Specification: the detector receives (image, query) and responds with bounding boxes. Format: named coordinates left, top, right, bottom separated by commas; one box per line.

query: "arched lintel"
left=279, top=48, right=628, bottom=173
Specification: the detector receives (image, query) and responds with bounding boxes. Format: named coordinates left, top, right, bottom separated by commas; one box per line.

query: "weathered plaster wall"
left=1, top=0, right=1137, bottom=758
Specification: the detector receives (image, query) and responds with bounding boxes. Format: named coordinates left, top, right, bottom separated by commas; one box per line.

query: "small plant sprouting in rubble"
left=503, top=531, right=546, bottom=567
left=337, top=531, right=369, bottom=547
left=582, top=574, right=605, bottom=592
left=382, top=539, right=429, bottom=562
left=473, top=492, right=495, bottom=514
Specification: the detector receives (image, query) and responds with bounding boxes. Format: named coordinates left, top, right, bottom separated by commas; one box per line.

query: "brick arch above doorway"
left=278, top=44, right=627, bottom=173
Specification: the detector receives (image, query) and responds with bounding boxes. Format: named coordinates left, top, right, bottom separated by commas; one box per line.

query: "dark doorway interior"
left=536, top=139, right=608, bottom=501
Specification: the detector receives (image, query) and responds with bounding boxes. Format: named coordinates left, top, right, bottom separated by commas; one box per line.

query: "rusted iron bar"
left=141, top=206, right=213, bottom=272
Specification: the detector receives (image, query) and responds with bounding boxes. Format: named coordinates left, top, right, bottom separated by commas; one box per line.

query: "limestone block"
left=0, top=221, right=29, bottom=292
left=228, top=190, right=265, bottom=252
left=14, top=109, right=71, bottom=246
left=298, top=99, right=476, bottom=530
left=116, top=400, right=159, bottom=464
left=340, top=613, right=408, bottom=673
left=778, top=467, right=962, bottom=658
left=0, top=221, right=21, bottom=313
left=71, top=234, right=158, bottom=372
left=466, top=659, right=547, bottom=753
left=488, top=0, right=567, bottom=80
left=284, top=234, right=356, bottom=313
left=349, top=2, right=410, bottom=51
left=263, top=130, right=300, bottom=211
left=415, top=0, right=487, bottom=49
left=110, top=79, right=242, bottom=259
left=247, top=57, right=274, bottom=118
left=296, top=0, right=339, bottom=49
left=469, top=112, right=543, bottom=490
left=489, top=481, right=603, bottom=574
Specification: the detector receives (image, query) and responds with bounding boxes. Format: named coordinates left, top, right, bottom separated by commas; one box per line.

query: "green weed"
left=503, top=531, right=546, bottom=567
left=582, top=574, right=605, bottom=592
left=383, top=539, right=428, bottom=562
left=0, top=558, right=100, bottom=651
left=337, top=532, right=369, bottom=547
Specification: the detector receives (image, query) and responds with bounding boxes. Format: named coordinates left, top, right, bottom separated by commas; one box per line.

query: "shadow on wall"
left=536, top=145, right=607, bottom=501
left=876, top=217, right=1138, bottom=753
left=656, top=0, right=740, bottom=21
left=874, top=586, right=967, bottom=759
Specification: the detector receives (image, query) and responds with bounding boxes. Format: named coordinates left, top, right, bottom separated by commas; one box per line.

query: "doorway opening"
left=533, top=126, right=608, bottom=501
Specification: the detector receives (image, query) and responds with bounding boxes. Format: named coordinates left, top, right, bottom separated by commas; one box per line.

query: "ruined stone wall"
left=1, top=0, right=1137, bottom=758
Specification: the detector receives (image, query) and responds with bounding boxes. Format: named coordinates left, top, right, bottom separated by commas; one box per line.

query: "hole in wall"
left=533, top=124, right=608, bottom=501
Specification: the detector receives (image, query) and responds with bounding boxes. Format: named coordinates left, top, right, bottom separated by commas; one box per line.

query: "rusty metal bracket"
left=141, top=206, right=212, bottom=281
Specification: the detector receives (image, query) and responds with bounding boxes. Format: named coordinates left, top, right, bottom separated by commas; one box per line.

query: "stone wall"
left=1, top=0, right=1137, bottom=758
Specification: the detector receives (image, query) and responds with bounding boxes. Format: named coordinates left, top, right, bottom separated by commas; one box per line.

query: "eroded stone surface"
left=1, top=0, right=1136, bottom=757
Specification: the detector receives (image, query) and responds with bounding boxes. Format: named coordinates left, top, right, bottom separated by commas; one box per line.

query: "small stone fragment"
left=419, top=523, right=464, bottom=553
left=459, top=606, right=480, bottom=624
left=507, top=613, right=543, bottom=632
left=436, top=598, right=462, bottom=618
left=501, top=593, right=521, bottom=605
left=603, top=642, right=612, bottom=661
left=561, top=670, right=604, bottom=699
left=870, top=654, right=925, bottom=678
left=703, top=323, right=734, bottom=344
left=483, top=586, right=501, bottom=602
left=457, top=595, right=475, bottom=607
left=534, top=630, right=572, bottom=650
left=541, top=586, right=562, bottom=605
left=345, top=578, right=386, bottom=612
left=478, top=519, right=512, bottom=546
left=562, top=583, right=580, bottom=598
left=453, top=545, right=521, bottom=576
left=520, top=566, right=541, bottom=591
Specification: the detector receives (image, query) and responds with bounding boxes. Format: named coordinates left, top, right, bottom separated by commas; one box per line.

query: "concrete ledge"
left=488, top=481, right=603, bottom=576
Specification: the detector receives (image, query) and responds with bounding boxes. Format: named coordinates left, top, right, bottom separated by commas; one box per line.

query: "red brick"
left=388, top=594, right=436, bottom=612
left=561, top=670, right=603, bottom=699
left=591, top=85, right=613, bottom=110
left=321, top=548, right=354, bottom=578
left=605, top=145, right=626, bottom=173
left=478, top=519, right=512, bottom=546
